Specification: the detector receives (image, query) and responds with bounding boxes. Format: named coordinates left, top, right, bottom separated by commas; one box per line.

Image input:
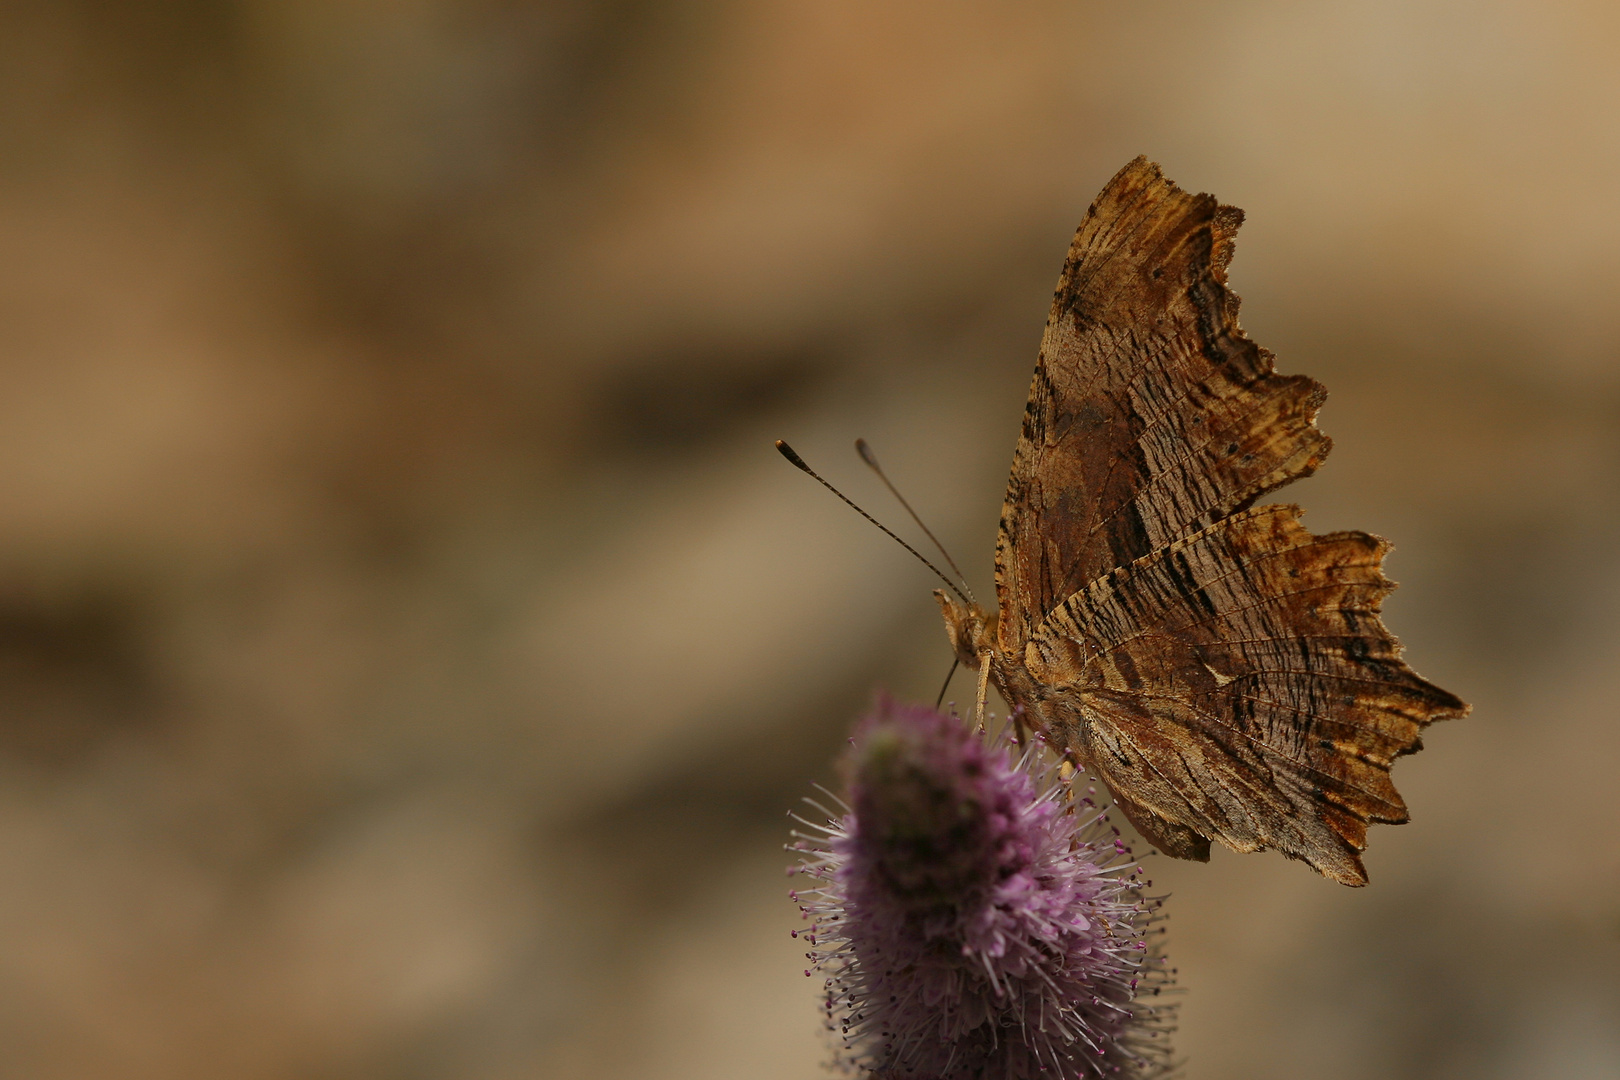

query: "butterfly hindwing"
left=1028, top=504, right=1468, bottom=885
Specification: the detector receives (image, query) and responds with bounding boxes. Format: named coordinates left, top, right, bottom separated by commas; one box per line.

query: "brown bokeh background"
left=1, top=2, right=1617, bottom=1077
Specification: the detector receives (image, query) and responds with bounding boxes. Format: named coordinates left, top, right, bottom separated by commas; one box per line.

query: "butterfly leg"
left=974, top=649, right=992, bottom=730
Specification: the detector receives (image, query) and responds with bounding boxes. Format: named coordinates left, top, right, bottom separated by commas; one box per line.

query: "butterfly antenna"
left=855, top=438, right=976, bottom=604
left=776, top=440, right=972, bottom=606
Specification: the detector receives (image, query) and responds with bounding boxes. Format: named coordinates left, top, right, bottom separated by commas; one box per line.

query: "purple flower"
left=789, top=698, right=1176, bottom=1079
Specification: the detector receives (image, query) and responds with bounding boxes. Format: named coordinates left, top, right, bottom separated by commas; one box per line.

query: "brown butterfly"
left=935, top=157, right=1468, bottom=886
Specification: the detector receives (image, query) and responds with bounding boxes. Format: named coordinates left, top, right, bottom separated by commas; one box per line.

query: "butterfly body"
left=944, top=158, right=1468, bottom=886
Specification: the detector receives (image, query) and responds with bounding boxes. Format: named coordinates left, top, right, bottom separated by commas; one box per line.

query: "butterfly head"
left=934, top=589, right=998, bottom=669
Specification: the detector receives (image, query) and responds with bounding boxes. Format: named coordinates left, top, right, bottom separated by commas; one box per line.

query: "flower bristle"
left=788, top=698, right=1178, bottom=1079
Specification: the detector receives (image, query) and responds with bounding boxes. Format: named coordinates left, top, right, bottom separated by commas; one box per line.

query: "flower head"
left=789, top=698, right=1176, bottom=1079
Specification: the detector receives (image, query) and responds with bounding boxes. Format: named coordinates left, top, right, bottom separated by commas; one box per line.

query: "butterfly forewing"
left=995, top=156, right=1331, bottom=650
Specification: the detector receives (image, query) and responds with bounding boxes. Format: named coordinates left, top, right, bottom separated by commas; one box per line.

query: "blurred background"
left=0, top=1, right=1616, bottom=1077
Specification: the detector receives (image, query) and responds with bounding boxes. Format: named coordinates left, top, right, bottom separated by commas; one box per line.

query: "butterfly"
left=936, top=157, right=1468, bottom=886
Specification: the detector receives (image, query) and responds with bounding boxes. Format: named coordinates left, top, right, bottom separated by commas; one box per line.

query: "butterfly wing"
left=995, top=157, right=1330, bottom=652
left=1028, top=504, right=1469, bottom=885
